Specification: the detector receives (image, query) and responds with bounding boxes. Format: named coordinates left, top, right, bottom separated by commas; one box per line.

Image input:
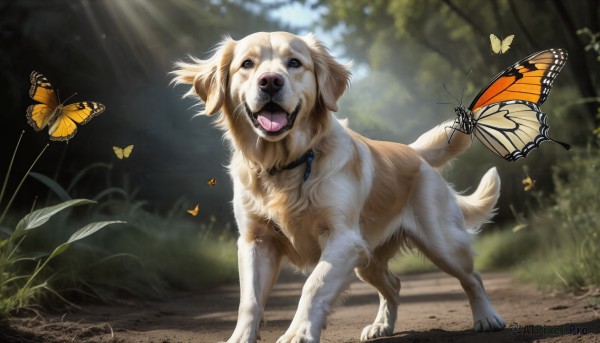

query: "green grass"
left=472, top=227, right=538, bottom=271
left=0, top=132, right=239, bottom=325
left=16, top=199, right=240, bottom=305
left=514, top=152, right=600, bottom=291
left=393, top=149, right=600, bottom=293
left=389, top=251, right=437, bottom=274
left=0, top=133, right=126, bottom=323
left=0, top=199, right=124, bottom=324
left=388, top=228, right=538, bottom=275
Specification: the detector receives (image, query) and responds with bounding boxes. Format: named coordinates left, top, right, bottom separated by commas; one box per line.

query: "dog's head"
left=173, top=32, right=350, bottom=145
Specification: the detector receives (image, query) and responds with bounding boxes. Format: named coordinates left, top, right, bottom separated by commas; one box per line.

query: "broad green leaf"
left=48, top=242, right=71, bottom=260
left=47, top=220, right=124, bottom=259
left=29, top=172, right=71, bottom=202
left=14, top=199, right=96, bottom=237
left=67, top=220, right=125, bottom=244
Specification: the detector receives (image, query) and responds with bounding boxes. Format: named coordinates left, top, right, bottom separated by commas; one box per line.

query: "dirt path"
left=3, top=272, right=599, bottom=343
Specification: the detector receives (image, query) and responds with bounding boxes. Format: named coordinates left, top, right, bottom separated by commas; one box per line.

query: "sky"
left=266, top=1, right=367, bottom=79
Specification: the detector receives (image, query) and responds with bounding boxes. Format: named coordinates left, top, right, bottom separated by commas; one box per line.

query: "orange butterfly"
left=187, top=204, right=199, bottom=216
left=26, top=71, right=105, bottom=141
left=522, top=176, right=536, bottom=191
left=450, top=49, right=571, bottom=161
left=207, top=177, right=216, bottom=187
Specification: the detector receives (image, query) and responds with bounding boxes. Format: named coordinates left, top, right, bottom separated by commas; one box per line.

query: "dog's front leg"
left=277, top=230, right=366, bottom=343
left=226, top=232, right=281, bottom=343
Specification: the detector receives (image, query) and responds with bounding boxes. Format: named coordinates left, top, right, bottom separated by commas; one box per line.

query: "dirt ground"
left=2, top=271, right=599, bottom=343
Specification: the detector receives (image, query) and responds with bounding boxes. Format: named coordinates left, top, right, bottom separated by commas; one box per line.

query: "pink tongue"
left=256, top=112, right=288, bottom=132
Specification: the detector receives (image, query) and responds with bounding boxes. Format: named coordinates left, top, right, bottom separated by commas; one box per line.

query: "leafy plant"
left=517, top=151, right=600, bottom=291
left=0, top=199, right=124, bottom=324
left=0, top=132, right=125, bottom=325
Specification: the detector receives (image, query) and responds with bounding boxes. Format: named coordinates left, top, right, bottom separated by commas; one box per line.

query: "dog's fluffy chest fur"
left=232, top=155, right=335, bottom=266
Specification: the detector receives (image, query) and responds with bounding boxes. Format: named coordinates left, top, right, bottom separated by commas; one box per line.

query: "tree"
left=315, top=0, right=599, bottom=128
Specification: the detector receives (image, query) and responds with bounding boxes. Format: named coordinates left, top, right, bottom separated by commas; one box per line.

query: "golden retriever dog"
left=172, top=31, right=506, bottom=343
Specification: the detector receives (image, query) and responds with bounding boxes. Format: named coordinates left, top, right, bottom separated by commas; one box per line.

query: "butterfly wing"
left=123, top=145, right=134, bottom=158
left=27, top=71, right=59, bottom=131
left=469, top=49, right=568, bottom=111
left=29, top=71, right=58, bottom=108
left=48, top=112, right=78, bottom=141
left=490, top=34, right=502, bottom=54
left=500, top=35, right=515, bottom=54
left=45, top=102, right=104, bottom=141
left=113, top=146, right=124, bottom=159
left=28, top=71, right=105, bottom=141
left=522, top=176, right=536, bottom=191
left=473, top=100, right=570, bottom=161
left=26, top=104, right=55, bottom=130
left=187, top=204, right=199, bottom=216
left=62, top=101, right=105, bottom=124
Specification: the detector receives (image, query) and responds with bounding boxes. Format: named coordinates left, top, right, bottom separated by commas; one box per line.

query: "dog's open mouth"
left=245, top=101, right=301, bottom=136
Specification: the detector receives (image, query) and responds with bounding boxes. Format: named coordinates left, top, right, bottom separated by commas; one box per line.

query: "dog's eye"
left=241, top=59, right=254, bottom=69
left=288, top=58, right=301, bottom=68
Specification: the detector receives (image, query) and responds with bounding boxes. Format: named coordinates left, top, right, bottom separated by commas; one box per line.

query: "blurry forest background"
left=0, top=0, right=598, bottom=315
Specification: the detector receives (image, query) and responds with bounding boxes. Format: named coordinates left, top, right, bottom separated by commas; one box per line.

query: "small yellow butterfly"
left=522, top=176, right=536, bottom=191
left=490, top=34, right=515, bottom=54
left=207, top=177, right=216, bottom=187
left=187, top=204, right=199, bottom=216
left=26, top=71, right=105, bottom=141
left=113, top=145, right=134, bottom=159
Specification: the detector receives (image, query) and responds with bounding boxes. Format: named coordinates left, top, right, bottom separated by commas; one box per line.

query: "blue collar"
left=268, top=149, right=314, bottom=182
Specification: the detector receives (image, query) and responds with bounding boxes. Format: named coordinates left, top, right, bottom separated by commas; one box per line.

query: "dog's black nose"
left=258, top=72, right=284, bottom=95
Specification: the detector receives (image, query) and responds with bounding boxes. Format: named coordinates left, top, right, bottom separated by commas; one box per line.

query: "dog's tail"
left=409, top=121, right=500, bottom=229
left=456, top=167, right=501, bottom=230
left=409, top=120, right=471, bottom=168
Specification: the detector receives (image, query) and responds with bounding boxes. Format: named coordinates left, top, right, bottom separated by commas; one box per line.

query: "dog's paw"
left=224, top=326, right=261, bottom=343
left=473, top=313, right=506, bottom=332
left=276, top=333, right=313, bottom=343
left=223, top=335, right=258, bottom=343
left=360, top=323, right=393, bottom=341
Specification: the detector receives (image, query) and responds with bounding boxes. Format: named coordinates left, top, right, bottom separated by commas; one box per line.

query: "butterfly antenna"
left=459, top=70, right=473, bottom=106
left=442, top=83, right=460, bottom=105
left=62, top=92, right=78, bottom=104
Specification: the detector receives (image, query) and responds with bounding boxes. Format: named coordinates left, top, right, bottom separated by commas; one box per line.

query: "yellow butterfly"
left=113, top=145, right=134, bottom=159
left=490, top=34, right=515, bottom=54
left=207, top=177, right=216, bottom=187
left=26, top=71, right=105, bottom=141
left=522, top=176, right=536, bottom=191
left=187, top=204, right=199, bottom=216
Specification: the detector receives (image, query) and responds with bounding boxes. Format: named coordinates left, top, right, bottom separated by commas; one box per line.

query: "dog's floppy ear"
left=304, top=34, right=351, bottom=112
left=172, top=37, right=236, bottom=115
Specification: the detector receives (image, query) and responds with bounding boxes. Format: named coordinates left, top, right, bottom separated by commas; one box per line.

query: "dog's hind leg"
left=407, top=167, right=505, bottom=332
left=414, top=233, right=505, bottom=331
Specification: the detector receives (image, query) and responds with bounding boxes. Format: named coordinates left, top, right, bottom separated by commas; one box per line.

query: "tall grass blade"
left=0, top=143, right=49, bottom=225
left=0, top=131, right=25, bottom=210
left=14, top=199, right=96, bottom=238
left=29, top=172, right=71, bottom=202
